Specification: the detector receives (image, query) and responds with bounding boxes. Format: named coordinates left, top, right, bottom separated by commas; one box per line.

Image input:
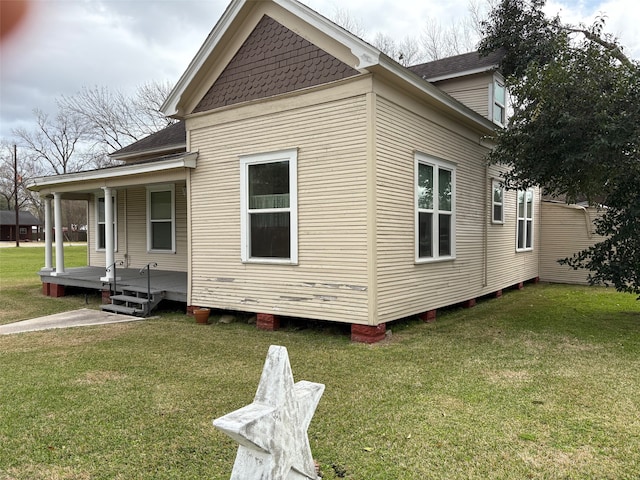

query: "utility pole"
left=14, top=144, right=19, bottom=247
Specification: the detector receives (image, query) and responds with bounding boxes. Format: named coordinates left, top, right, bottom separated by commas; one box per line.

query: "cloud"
left=0, top=0, right=223, bottom=139
left=1, top=0, right=638, bottom=141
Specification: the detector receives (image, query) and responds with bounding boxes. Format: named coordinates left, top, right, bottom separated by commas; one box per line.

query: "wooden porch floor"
left=39, top=266, right=187, bottom=302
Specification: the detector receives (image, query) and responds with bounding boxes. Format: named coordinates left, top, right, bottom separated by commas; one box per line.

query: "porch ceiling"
left=27, top=152, right=197, bottom=197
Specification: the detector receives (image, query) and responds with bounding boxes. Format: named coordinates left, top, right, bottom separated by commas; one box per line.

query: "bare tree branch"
left=561, top=24, right=635, bottom=69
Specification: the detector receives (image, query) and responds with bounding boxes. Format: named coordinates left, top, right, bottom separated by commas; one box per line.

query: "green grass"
left=0, top=245, right=99, bottom=325
left=0, top=246, right=639, bottom=479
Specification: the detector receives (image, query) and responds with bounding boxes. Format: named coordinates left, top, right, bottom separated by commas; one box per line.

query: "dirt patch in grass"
left=485, top=369, right=532, bottom=385
left=518, top=445, right=599, bottom=474
left=74, top=371, right=128, bottom=385
left=2, top=465, right=91, bottom=480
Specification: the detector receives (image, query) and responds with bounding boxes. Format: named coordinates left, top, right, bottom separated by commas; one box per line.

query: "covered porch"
left=39, top=266, right=187, bottom=302
left=28, top=152, right=197, bottom=307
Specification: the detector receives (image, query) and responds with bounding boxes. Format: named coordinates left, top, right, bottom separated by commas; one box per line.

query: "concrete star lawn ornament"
left=213, top=345, right=325, bottom=480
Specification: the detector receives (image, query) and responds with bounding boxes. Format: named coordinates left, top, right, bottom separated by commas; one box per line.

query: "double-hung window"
left=516, top=188, right=534, bottom=251
left=147, top=184, right=175, bottom=252
left=416, top=153, right=455, bottom=261
left=493, top=80, right=506, bottom=126
left=492, top=180, right=504, bottom=224
left=240, top=149, right=298, bottom=263
left=96, top=194, right=117, bottom=251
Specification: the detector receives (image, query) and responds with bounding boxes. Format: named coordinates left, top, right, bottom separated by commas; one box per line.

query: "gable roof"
left=0, top=210, right=42, bottom=226
left=409, top=50, right=504, bottom=82
left=110, top=121, right=186, bottom=161
left=194, top=15, right=359, bottom=113
left=162, top=0, right=380, bottom=118
left=160, top=0, right=496, bottom=134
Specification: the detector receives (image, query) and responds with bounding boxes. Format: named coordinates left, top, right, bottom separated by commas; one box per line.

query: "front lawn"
left=0, top=269, right=638, bottom=478
left=0, top=245, right=98, bottom=325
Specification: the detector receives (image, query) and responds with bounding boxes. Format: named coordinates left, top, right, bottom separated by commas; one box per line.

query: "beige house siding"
left=433, top=74, right=491, bottom=120
left=540, top=202, right=603, bottom=284
left=373, top=92, right=539, bottom=324
left=87, top=182, right=188, bottom=272
left=485, top=172, right=541, bottom=289
left=188, top=87, right=370, bottom=323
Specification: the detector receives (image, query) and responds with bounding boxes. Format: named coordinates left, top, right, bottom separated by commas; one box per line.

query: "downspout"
left=547, top=202, right=593, bottom=238
left=579, top=205, right=593, bottom=239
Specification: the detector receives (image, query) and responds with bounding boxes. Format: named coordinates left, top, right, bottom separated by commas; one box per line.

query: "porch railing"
left=105, top=260, right=124, bottom=296
left=139, top=262, right=158, bottom=316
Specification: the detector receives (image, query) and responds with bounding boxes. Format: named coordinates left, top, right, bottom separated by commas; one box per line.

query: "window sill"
left=516, top=248, right=534, bottom=253
left=415, top=256, right=455, bottom=264
left=491, top=220, right=504, bottom=225
left=147, top=249, right=176, bottom=254
left=243, top=258, right=298, bottom=266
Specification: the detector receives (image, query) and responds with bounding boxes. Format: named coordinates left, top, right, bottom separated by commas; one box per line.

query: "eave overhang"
left=109, top=142, right=186, bottom=162
left=376, top=55, right=498, bottom=135
left=425, top=64, right=499, bottom=83
left=28, top=152, right=198, bottom=195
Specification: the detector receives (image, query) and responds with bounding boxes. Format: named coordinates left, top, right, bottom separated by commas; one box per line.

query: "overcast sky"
left=1, top=0, right=638, bottom=141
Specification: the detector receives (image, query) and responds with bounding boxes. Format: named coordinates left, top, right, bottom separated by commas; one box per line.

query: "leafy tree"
left=479, top=0, right=640, bottom=296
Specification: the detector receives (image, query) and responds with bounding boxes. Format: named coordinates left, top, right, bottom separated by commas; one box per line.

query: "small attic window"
left=493, top=80, right=506, bottom=125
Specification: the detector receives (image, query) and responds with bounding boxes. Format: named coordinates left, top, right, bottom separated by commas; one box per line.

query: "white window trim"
left=491, top=179, right=505, bottom=224
left=415, top=152, right=456, bottom=263
left=516, top=188, right=535, bottom=252
left=146, top=184, right=176, bottom=253
left=95, top=192, right=117, bottom=252
left=240, top=148, right=298, bottom=264
left=491, top=75, right=506, bottom=127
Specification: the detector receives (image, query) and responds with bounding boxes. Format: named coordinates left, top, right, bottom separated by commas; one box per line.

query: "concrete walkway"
left=0, top=308, right=142, bottom=335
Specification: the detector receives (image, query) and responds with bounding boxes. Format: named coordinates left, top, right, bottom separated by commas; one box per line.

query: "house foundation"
left=419, top=309, right=437, bottom=323
left=257, top=313, right=280, bottom=331
left=43, top=283, right=65, bottom=297
left=463, top=298, right=476, bottom=308
left=102, top=288, right=112, bottom=304
left=351, top=324, right=386, bottom=343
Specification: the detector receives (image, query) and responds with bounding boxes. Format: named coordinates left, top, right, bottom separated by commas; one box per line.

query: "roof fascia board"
left=426, top=65, right=498, bottom=83
left=28, top=153, right=198, bottom=191
left=161, top=0, right=381, bottom=117
left=271, top=0, right=380, bottom=69
left=109, top=142, right=186, bottom=161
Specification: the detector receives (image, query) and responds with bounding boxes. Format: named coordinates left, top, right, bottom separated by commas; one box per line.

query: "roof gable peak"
left=161, top=0, right=380, bottom=118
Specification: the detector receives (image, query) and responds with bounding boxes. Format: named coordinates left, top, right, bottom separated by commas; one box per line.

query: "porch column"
left=43, top=195, right=53, bottom=271
left=100, top=186, right=115, bottom=282
left=51, top=192, right=65, bottom=276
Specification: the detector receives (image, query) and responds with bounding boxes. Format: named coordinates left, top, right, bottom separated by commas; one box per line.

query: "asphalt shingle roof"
left=409, top=50, right=504, bottom=80
left=0, top=210, right=42, bottom=225
left=110, top=121, right=186, bottom=158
